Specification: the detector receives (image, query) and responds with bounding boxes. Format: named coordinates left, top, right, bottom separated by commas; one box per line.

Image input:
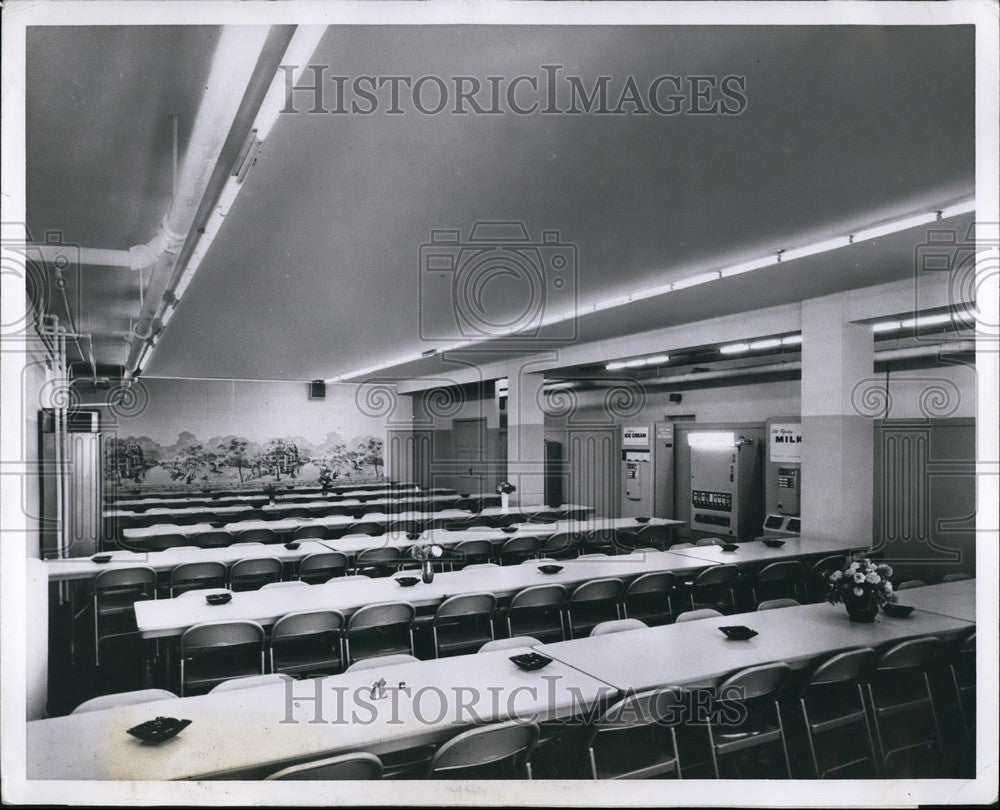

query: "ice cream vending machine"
left=689, top=433, right=762, bottom=540
left=620, top=422, right=674, bottom=519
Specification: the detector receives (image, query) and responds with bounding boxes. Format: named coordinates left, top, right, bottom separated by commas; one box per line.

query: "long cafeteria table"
left=536, top=583, right=975, bottom=692
left=884, top=578, right=976, bottom=622
left=119, top=503, right=592, bottom=545
left=108, top=481, right=420, bottom=502
left=26, top=647, right=614, bottom=780
left=132, top=534, right=860, bottom=640
left=108, top=486, right=454, bottom=513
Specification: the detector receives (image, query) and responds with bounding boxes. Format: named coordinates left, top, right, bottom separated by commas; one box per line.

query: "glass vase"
left=421, top=560, right=434, bottom=584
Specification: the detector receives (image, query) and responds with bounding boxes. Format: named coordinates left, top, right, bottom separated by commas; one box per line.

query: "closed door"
left=453, top=419, right=487, bottom=495
left=567, top=428, right=619, bottom=517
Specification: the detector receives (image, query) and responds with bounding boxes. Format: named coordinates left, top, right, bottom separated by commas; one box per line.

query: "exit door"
left=453, top=418, right=487, bottom=495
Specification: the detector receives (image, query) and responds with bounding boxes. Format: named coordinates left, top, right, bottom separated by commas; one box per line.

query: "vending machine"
left=688, top=432, right=762, bottom=540
left=620, top=422, right=674, bottom=519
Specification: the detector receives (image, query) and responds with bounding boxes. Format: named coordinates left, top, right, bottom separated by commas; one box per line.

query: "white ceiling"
left=26, top=25, right=975, bottom=381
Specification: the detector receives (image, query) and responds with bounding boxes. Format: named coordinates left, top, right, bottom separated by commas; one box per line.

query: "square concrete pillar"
left=505, top=369, right=546, bottom=507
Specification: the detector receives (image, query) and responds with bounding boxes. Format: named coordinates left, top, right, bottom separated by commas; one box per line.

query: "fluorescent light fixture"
left=253, top=27, right=328, bottom=140
left=624, top=358, right=647, bottom=368
left=872, top=308, right=976, bottom=333
left=671, top=271, right=721, bottom=291
left=687, top=431, right=736, bottom=448
left=900, top=312, right=956, bottom=328
left=780, top=335, right=803, bottom=346
left=851, top=211, right=939, bottom=244
left=606, top=361, right=627, bottom=370
left=719, top=342, right=751, bottom=355
left=646, top=354, right=670, bottom=364
left=781, top=237, right=851, bottom=263
left=940, top=199, right=976, bottom=218
left=871, top=320, right=902, bottom=333
left=748, top=338, right=782, bottom=350
left=719, top=256, right=778, bottom=278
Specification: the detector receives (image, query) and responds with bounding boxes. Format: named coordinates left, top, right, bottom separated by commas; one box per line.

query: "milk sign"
left=769, top=423, right=802, bottom=463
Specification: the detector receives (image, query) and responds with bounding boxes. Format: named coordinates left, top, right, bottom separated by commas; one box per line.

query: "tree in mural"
left=169, top=443, right=219, bottom=485
left=217, top=438, right=249, bottom=483
left=322, top=443, right=352, bottom=478
left=254, top=438, right=308, bottom=481
left=104, top=437, right=159, bottom=485
left=356, top=436, right=384, bottom=477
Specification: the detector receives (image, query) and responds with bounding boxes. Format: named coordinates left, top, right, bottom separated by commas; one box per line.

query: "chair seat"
left=184, top=652, right=262, bottom=692
left=435, top=628, right=494, bottom=655
left=273, top=639, right=342, bottom=675
left=347, top=634, right=411, bottom=661
left=591, top=743, right=678, bottom=780
left=805, top=705, right=867, bottom=734
left=96, top=592, right=148, bottom=615
left=873, top=695, right=932, bottom=717
left=712, top=724, right=782, bottom=755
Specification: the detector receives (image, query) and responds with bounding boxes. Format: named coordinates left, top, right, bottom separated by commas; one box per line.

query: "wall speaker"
left=669, top=393, right=683, bottom=404
left=309, top=380, right=326, bottom=400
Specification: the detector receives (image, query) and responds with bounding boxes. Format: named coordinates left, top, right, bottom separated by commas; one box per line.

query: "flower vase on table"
left=411, top=540, right=444, bottom=585
left=421, top=560, right=435, bottom=584
left=825, top=558, right=895, bottom=623
left=497, top=482, right=517, bottom=512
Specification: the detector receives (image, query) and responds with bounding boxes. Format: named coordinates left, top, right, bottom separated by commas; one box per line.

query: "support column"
left=506, top=368, right=546, bottom=508
left=800, top=294, right=874, bottom=546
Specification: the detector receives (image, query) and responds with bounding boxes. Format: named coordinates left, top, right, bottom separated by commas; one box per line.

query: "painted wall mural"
left=96, top=378, right=386, bottom=491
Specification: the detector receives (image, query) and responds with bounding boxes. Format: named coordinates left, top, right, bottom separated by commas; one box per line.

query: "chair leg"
left=706, top=725, right=721, bottom=778
left=588, top=747, right=598, bottom=780
left=925, top=674, right=945, bottom=758
left=93, top=595, right=100, bottom=667
left=432, top=626, right=439, bottom=659
left=775, top=700, right=792, bottom=777
left=670, top=727, right=683, bottom=779
left=866, top=683, right=887, bottom=773
left=858, top=684, right=879, bottom=776
left=800, top=699, right=821, bottom=778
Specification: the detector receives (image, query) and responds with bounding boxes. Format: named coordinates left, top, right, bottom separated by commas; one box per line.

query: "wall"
left=78, top=378, right=386, bottom=492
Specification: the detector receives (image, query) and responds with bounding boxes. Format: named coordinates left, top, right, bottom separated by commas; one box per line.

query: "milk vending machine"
left=688, top=432, right=762, bottom=541
left=620, top=422, right=674, bottom=519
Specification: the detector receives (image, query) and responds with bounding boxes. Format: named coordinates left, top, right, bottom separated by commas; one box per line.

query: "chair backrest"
left=428, top=720, right=540, bottom=778
left=387, top=520, right=422, bottom=535
left=757, top=561, right=805, bottom=582
left=209, top=674, right=287, bottom=694
left=272, top=610, right=345, bottom=644
left=496, top=513, right=527, bottom=527
left=261, top=581, right=310, bottom=591
left=500, top=535, right=539, bottom=561
left=434, top=593, right=496, bottom=623
left=71, top=688, right=177, bottom=714
left=345, top=602, right=416, bottom=633
left=942, top=573, right=972, bottom=583
left=756, top=598, right=800, bottom=611
left=356, top=547, right=401, bottom=565
left=229, top=557, right=282, bottom=584
left=280, top=508, right=313, bottom=519
left=195, top=530, right=234, bottom=549
left=875, top=637, right=943, bottom=671
left=568, top=578, right=625, bottom=606
left=478, top=636, right=541, bottom=653
left=94, top=566, right=156, bottom=592
left=540, top=532, right=580, bottom=554
left=299, top=552, right=348, bottom=581
left=236, top=528, right=277, bottom=544
left=692, top=564, right=741, bottom=587
left=229, top=542, right=266, bottom=550
left=180, top=620, right=265, bottom=656
left=806, top=647, right=877, bottom=687
left=291, top=525, right=328, bottom=541
left=670, top=542, right=694, bottom=549
left=577, top=553, right=609, bottom=559
left=265, top=752, right=383, bottom=781
left=144, top=533, right=189, bottom=551
left=349, top=522, right=385, bottom=537
left=897, top=579, right=927, bottom=590
left=718, top=662, right=790, bottom=700
left=584, top=529, right=618, bottom=550
left=627, top=572, right=675, bottom=597
left=170, top=561, right=227, bottom=590
left=453, top=540, right=493, bottom=566
left=636, top=524, right=674, bottom=547
left=592, top=686, right=687, bottom=732
left=590, top=618, right=648, bottom=636
left=675, top=608, right=723, bottom=623
left=810, top=555, right=847, bottom=578
left=465, top=563, right=501, bottom=571
left=345, top=653, right=419, bottom=672
left=696, top=537, right=722, bottom=547
left=510, top=584, right=567, bottom=610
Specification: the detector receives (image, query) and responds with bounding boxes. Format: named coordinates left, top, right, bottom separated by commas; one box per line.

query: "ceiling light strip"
left=327, top=196, right=974, bottom=382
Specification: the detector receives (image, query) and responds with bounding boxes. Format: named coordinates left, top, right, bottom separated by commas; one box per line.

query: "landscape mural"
left=97, top=378, right=386, bottom=492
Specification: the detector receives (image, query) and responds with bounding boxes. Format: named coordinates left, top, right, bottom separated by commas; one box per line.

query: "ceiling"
left=26, top=24, right=975, bottom=382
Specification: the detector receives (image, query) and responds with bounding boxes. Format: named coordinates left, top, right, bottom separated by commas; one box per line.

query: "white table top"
left=26, top=647, right=615, bottom=780
left=134, top=550, right=706, bottom=639
left=892, top=578, right=976, bottom=622
left=667, top=535, right=866, bottom=565
left=44, top=541, right=334, bottom=582
left=538, top=592, right=974, bottom=692
left=121, top=504, right=593, bottom=541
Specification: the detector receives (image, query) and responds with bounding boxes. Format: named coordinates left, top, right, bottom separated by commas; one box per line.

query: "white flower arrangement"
left=410, top=540, right=444, bottom=562
left=826, top=558, right=897, bottom=607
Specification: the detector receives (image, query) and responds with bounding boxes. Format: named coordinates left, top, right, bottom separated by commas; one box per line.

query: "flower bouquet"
left=410, top=539, right=445, bottom=583
left=826, top=558, right=896, bottom=622
left=496, top=481, right=517, bottom=511
left=261, top=482, right=279, bottom=504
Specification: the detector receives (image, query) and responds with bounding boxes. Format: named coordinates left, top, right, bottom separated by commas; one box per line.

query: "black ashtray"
left=721, top=543, right=740, bottom=552
left=395, top=576, right=420, bottom=587
left=510, top=652, right=553, bottom=672
left=205, top=592, right=232, bottom=605
left=209, top=522, right=227, bottom=529
left=126, top=717, right=192, bottom=743
left=91, top=554, right=113, bottom=564
left=882, top=603, right=915, bottom=618
left=501, top=526, right=518, bottom=534
left=538, top=565, right=563, bottom=575
left=284, top=541, right=301, bottom=550
left=634, top=516, right=652, bottom=524
left=406, top=532, right=421, bottom=541
left=719, top=625, right=758, bottom=641
left=459, top=492, right=471, bottom=498
left=762, top=538, right=786, bottom=548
